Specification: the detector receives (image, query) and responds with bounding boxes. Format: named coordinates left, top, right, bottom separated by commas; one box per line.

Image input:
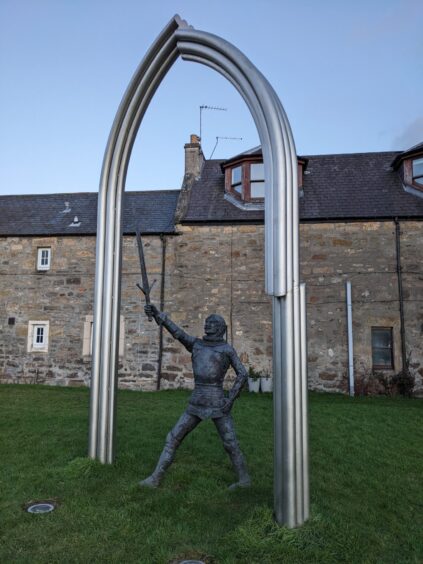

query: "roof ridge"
left=301, top=150, right=402, bottom=159
left=0, top=189, right=181, bottom=199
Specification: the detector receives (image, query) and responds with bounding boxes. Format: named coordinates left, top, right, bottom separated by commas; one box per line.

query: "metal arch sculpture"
left=88, top=15, right=309, bottom=528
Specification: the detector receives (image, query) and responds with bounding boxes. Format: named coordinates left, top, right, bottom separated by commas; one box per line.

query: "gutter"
left=394, top=218, right=407, bottom=371
left=346, top=281, right=354, bottom=396
left=156, top=234, right=167, bottom=390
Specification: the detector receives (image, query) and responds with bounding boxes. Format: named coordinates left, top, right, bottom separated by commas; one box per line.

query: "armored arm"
left=144, top=304, right=196, bottom=352
left=227, top=348, right=248, bottom=406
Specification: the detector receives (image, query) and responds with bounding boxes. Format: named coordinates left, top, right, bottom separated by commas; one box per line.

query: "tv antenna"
left=199, top=105, right=227, bottom=142
left=210, top=136, right=243, bottom=159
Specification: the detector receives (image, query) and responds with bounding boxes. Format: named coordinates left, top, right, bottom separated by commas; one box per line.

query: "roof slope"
left=183, top=160, right=263, bottom=222
left=183, top=151, right=423, bottom=222
left=301, top=151, right=423, bottom=219
left=0, top=190, right=180, bottom=236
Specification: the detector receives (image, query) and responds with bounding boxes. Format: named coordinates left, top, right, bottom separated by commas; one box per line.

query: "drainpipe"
left=394, top=218, right=407, bottom=371
left=156, top=234, right=167, bottom=391
left=346, top=281, right=354, bottom=396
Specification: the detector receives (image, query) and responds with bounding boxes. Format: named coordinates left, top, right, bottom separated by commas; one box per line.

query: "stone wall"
left=401, top=222, right=423, bottom=391
left=0, top=236, right=96, bottom=386
left=0, top=234, right=163, bottom=389
left=163, top=221, right=422, bottom=395
left=1, top=219, right=422, bottom=395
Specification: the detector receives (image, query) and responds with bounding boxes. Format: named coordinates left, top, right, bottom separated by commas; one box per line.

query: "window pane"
left=38, top=248, right=50, bottom=269
left=415, top=177, right=423, bottom=186
left=250, top=162, right=264, bottom=181
left=34, top=326, right=44, bottom=345
left=371, top=327, right=393, bottom=367
left=372, top=329, right=391, bottom=348
left=251, top=181, right=265, bottom=199
left=372, top=348, right=391, bottom=367
left=231, top=166, right=242, bottom=185
left=41, top=250, right=49, bottom=265
left=412, top=157, right=423, bottom=177
left=233, top=185, right=242, bottom=196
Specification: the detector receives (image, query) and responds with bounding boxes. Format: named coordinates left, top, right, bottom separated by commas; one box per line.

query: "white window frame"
left=37, top=247, right=51, bottom=271
left=27, top=321, right=49, bottom=353
left=83, top=315, right=125, bottom=358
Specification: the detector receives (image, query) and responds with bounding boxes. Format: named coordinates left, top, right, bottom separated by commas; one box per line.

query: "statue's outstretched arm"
left=144, top=304, right=196, bottom=352
left=227, top=348, right=248, bottom=407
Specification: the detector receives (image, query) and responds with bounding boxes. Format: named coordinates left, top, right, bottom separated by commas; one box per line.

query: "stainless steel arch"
left=89, top=15, right=309, bottom=528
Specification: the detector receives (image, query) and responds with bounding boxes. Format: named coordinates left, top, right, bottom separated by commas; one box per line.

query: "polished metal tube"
left=346, top=281, right=355, bottom=397
left=89, top=16, right=180, bottom=463
left=286, top=289, right=296, bottom=527
left=177, top=29, right=289, bottom=297
left=105, top=45, right=179, bottom=463
left=180, top=51, right=276, bottom=293
left=293, top=284, right=303, bottom=525
left=272, top=296, right=284, bottom=522
left=272, top=294, right=297, bottom=527
left=179, top=42, right=302, bottom=526
left=178, top=40, right=281, bottom=295
left=300, top=283, right=309, bottom=521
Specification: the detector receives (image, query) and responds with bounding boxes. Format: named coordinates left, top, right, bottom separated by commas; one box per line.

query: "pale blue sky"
left=1, top=0, right=422, bottom=195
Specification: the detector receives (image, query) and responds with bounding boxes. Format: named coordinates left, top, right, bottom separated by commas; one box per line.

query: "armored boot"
left=139, top=443, right=175, bottom=488
left=139, top=412, right=201, bottom=488
left=227, top=446, right=251, bottom=490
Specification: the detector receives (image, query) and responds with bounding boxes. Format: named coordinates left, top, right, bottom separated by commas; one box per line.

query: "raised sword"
left=135, top=227, right=156, bottom=321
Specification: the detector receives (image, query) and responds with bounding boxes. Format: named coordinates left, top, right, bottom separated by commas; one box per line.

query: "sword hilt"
left=136, top=283, right=152, bottom=321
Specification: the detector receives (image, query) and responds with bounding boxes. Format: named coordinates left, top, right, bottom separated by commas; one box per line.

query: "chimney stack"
left=175, top=135, right=204, bottom=223
left=184, top=134, right=204, bottom=179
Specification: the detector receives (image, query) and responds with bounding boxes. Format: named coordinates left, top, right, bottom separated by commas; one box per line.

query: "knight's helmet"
left=205, top=314, right=228, bottom=341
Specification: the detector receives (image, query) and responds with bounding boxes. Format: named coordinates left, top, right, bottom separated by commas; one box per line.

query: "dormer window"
left=400, top=155, right=423, bottom=193
left=250, top=163, right=265, bottom=198
left=226, top=159, right=266, bottom=202
left=412, top=157, right=423, bottom=187
left=391, top=143, right=423, bottom=195
left=231, top=166, right=243, bottom=195
left=223, top=148, right=307, bottom=208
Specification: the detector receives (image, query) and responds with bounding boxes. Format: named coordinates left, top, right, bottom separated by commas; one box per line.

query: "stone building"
left=1, top=137, right=422, bottom=395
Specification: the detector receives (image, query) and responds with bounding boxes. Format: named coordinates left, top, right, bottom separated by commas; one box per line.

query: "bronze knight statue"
left=139, top=304, right=251, bottom=490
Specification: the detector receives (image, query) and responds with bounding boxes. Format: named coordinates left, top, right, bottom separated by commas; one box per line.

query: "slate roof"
left=2, top=149, right=422, bottom=237
left=300, top=151, right=423, bottom=220
left=0, top=190, right=179, bottom=236
left=182, top=151, right=423, bottom=223
left=183, top=159, right=263, bottom=222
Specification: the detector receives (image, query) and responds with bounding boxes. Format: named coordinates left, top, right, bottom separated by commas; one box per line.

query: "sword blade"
left=136, top=228, right=152, bottom=320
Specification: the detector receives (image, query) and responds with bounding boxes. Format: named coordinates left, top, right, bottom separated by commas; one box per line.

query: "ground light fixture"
left=24, top=500, right=57, bottom=514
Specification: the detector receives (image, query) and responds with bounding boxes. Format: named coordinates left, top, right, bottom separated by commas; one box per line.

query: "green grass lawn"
left=0, top=385, right=422, bottom=563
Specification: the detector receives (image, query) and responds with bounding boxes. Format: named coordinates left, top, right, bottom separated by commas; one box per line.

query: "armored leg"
left=213, top=415, right=251, bottom=490
left=139, top=412, right=201, bottom=488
